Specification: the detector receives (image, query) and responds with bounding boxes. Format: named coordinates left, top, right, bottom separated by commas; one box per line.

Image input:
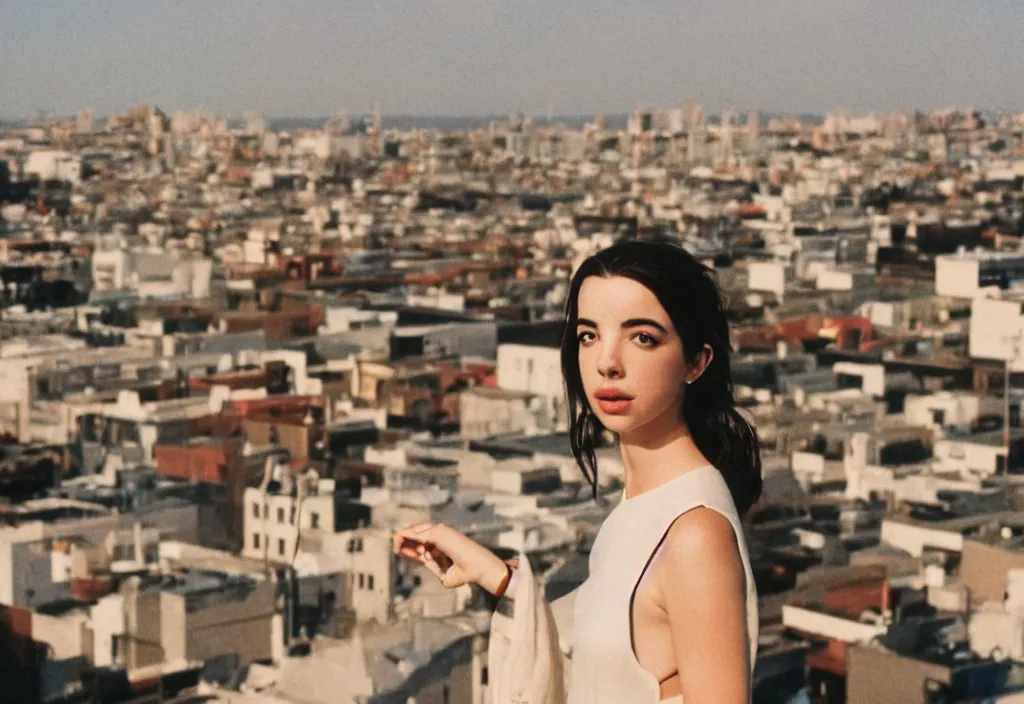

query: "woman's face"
left=575, top=275, right=700, bottom=443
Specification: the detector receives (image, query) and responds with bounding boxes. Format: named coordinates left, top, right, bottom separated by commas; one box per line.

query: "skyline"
left=1, top=0, right=1023, bottom=121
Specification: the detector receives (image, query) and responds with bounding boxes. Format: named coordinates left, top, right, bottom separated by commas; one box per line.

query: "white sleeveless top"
left=566, top=465, right=759, bottom=704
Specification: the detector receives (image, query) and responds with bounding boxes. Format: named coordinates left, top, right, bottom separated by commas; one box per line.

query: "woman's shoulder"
left=662, top=506, right=740, bottom=562
left=651, top=507, right=744, bottom=588
left=638, top=507, right=745, bottom=615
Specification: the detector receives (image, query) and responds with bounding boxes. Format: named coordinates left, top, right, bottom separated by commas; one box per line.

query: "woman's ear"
left=686, top=344, right=714, bottom=384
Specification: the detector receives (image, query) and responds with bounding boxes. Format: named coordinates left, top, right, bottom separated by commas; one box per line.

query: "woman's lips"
left=596, top=398, right=632, bottom=414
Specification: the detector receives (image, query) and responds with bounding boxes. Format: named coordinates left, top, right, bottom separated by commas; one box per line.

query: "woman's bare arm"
left=654, top=508, right=750, bottom=704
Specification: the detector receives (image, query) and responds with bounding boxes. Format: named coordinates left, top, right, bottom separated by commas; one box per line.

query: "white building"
left=91, top=248, right=213, bottom=299
left=969, top=296, right=1024, bottom=371
left=23, top=149, right=82, bottom=184
left=933, top=432, right=1010, bottom=477
left=747, top=261, right=789, bottom=301
left=0, top=340, right=153, bottom=442
left=903, top=392, right=997, bottom=432
left=303, top=528, right=396, bottom=624
left=936, top=252, right=1024, bottom=299
left=458, top=386, right=552, bottom=439
left=879, top=516, right=963, bottom=558
left=833, top=361, right=886, bottom=397
left=815, top=267, right=875, bottom=293
left=781, top=604, right=888, bottom=644
left=242, top=472, right=338, bottom=566
left=496, top=343, right=565, bottom=429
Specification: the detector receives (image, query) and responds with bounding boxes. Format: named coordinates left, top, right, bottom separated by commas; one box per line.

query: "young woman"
left=395, top=240, right=761, bottom=703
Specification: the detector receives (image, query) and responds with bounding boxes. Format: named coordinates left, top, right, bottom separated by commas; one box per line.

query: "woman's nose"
left=597, top=345, right=623, bottom=378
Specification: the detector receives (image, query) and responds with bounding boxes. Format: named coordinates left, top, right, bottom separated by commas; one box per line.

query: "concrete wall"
left=833, top=362, right=886, bottom=397
left=32, top=611, right=89, bottom=661
left=8, top=541, right=72, bottom=608
left=904, top=392, right=983, bottom=430
left=880, top=518, right=964, bottom=558
left=970, top=297, right=1024, bottom=371
left=402, top=633, right=479, bottom=704
left=496, top=345, right=562, bottom=400
left=319, top=529, right=394, bottom=624
left=781, top=605, right=886, bottom=643
left=160, top=591, right=187, bottom=662
left=935, top=257, right=981, bottom=299
left=458, top=388, right=542, bottom=439
left=423, top=322, right=498, bottom=360
left=124, top=585, right=162, bottom=670
left=180, top=579, right=276, bottom=666
left=933, top=438, right=1004, bottom=476
left=960, top=540, right=1024, bottom=604
left=90, top=594, right=124, bottom=667
left=496, top=344, right=565, bottom=428
left=748, top=261, right=787, bottom=300
left=846, top=644, right=950, bottom=704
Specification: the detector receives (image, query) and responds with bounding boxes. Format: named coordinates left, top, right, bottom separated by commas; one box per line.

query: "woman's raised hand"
left=393, top=521, right=510, bottom=595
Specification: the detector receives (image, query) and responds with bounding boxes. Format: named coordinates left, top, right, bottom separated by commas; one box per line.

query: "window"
left=278, top=539, right=286, bottom=556
left=252, top=502, right=260, bottom=519
left=263, top=504, right=269, bottom=518
left=290, top=507, right=296, bottom=525
left=253, top=533, right=260, bottom=549
left=367, top=574, right=374, bottom=590
left=357, top=537, right=363, bottom=552
left=932, top=409, right=946, bottom=425
left=481, top=666, right=488, bottom=685
left=836, top=373, right=862, bottom=390
left=310, top=512, right=320, bottom=529
left=358, top=573, right=365, bottom=589
left=277, top=507, right=285, bottom=524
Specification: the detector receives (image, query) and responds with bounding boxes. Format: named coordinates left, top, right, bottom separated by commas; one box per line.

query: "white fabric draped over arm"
left=487, top=553, right=567, bottom=704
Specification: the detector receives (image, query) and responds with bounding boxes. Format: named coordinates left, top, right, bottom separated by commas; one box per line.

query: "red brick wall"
left=823, top=578, right=890, bottom=620
left=154, top=444, right=230, bottom=484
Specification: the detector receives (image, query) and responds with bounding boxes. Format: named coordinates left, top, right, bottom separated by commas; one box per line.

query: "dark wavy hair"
left=560, top=239, right=763, bottom=516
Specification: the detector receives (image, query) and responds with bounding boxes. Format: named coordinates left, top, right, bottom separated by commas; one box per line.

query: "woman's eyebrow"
left=622, top=318, right=668, bottom=333
left=575, top=317, right=668, bottom=333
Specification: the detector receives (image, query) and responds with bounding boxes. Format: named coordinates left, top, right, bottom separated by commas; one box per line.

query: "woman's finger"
left=396, top=545, right=422, bottom=561
left=425, top=545, right=452, bottom=569
left=396, top=535, right=431, bottom=553
left=422, top=553, right=446, bottom=582
left=396, top=522, right=434, bottom=538
left=396, top=537, right=435, bottom=561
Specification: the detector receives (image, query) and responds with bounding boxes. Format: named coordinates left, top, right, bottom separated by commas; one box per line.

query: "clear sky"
left=1, top=0, right=1021, bottom=120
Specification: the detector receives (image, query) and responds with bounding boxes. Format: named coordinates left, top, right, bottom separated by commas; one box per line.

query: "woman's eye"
left=577, top=331, right=595, bottom=343
left=634, top=332, right=657, bottom=345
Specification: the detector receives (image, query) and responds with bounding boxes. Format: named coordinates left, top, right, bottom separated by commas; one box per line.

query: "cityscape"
left=3, top=6, right=1024, bottom=704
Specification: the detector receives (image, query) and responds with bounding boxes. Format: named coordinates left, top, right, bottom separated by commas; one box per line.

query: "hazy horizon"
left=2, top=0, right=1022, bottom=121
